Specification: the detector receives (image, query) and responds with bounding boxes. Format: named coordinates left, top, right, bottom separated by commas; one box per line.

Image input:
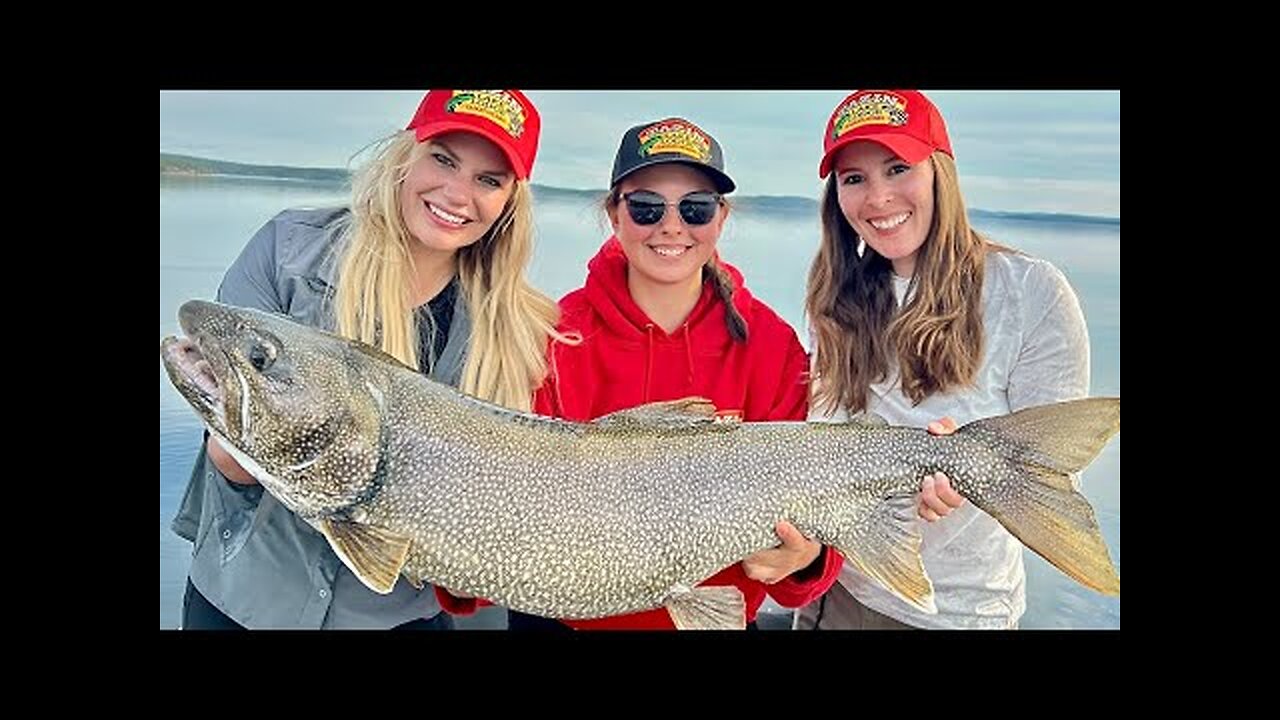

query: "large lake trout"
left=161, top=300, right=1120, bottom=629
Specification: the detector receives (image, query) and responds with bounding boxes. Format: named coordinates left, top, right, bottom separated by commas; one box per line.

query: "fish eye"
left=249, top=342, right=277, bottom=372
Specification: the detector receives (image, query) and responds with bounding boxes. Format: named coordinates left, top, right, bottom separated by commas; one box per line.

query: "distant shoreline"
left=161, top=151, right=1119, bottom=226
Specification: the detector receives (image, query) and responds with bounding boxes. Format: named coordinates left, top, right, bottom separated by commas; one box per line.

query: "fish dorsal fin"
left=835, top=494, right=936, bottom=614
left=318, top=519, right=412, bottom=594
left=665, top=584, right=746, bottom=630
left=346, top=337, right=415, bottom=372
left=591, top=397, right=718, bottom=431
left=850, top=411, right=889, bottom=427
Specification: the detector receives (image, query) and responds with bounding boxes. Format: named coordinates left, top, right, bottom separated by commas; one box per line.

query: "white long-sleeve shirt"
left=812, top=250, right=1090, bottom=629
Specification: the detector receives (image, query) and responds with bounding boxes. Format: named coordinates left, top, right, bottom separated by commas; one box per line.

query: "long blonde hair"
left=334, top=131, right=559, bottom=411
left=807, top=151, right=1006, bottom=414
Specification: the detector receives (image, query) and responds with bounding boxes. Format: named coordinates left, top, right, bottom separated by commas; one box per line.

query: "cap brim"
left=413, top=120, right=531, bottom=180
left=613, top=156, right=735, bottom=194
left=819, top=134, right=934, bottom=178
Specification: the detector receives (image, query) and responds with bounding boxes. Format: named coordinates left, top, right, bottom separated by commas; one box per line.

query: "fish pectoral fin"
left=664, top=584, right=747, bottom=630
left=592, top=396, right=719, bottom=431
left=318, top=519, right=412, bottom=595
left=837, top=495, right=937, bottom=614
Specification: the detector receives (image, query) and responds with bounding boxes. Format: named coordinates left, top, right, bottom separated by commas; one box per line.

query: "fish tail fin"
left=963, top=397, right=1120, bottom=595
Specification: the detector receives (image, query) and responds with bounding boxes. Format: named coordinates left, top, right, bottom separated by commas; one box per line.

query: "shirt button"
left=207, top=472, right=214, bottom=481
left=222, top=529, right=232, bottom=539
left=318, top=588, right=329, bottom=599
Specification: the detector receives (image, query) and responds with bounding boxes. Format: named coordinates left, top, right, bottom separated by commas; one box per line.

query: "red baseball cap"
left=818, top=90, right=953, bottom=178
left=405, top=89, right=540, bottom=180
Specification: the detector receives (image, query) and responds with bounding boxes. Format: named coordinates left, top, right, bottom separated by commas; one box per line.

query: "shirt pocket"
left=200, top=456, right=265, bottom=565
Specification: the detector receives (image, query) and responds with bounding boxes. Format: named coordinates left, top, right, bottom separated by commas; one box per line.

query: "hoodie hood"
left=573, top=236, right=757, bottom=404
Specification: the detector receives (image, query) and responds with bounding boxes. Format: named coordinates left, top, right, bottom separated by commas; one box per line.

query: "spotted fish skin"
left=161, top=300, right=1120, bottom=623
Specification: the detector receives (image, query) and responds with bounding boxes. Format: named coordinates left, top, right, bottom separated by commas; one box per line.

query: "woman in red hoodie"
left=432, top=114, right=964, bottom=629
left=495, top=117, right=843, bottom=629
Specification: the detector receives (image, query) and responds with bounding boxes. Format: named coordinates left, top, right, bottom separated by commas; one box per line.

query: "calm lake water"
left=160, top=174, right=1120, bottom=630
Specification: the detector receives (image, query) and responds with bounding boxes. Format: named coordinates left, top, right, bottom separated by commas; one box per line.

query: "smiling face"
left=832, top=140, right=936, bottom=278
left=398, top=131, right=517, bottom=260
left=609, top=163, right=726, bottom=294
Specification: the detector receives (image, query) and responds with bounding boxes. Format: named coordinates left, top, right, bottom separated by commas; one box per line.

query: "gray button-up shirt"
left=171, top=207, right=470, bottom=628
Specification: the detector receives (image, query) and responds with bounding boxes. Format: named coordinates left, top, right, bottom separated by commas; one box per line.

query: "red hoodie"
left=438, top=237, right=842, bottom=628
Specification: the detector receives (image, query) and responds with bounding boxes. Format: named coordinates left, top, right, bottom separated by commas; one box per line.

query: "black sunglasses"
left=621, top=190, right=722, bottom=226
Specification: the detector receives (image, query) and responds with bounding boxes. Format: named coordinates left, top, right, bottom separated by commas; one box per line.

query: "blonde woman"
left=171, top=90, right=561, bottom=629
left=797, top=90, right=1091, bottom=630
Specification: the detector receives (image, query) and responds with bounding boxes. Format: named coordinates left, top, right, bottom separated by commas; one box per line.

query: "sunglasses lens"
left=622, top=191, right=720, bottom=226
left=625, top=192, right=666, bottom=225
left=679, top=194, right=719, bottom=225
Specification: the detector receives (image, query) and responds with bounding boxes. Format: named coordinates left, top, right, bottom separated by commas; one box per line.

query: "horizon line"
left=160, top=150, right=1120, bottom=224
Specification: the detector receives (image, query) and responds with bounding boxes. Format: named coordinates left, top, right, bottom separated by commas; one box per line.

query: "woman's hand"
left=742, top=521, right=822, bottom=584
left=919, top=417, right=966, bottom=521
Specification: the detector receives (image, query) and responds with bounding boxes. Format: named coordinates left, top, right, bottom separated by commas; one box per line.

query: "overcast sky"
left=160, top=90, right=1119, bottom=218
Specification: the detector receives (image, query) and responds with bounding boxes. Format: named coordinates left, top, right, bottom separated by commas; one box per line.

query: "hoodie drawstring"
left=641, top=323, right=696, bottom=403
left=643, top=324, right=656, bottom=403
left=682, top=322, right=695, bottom=386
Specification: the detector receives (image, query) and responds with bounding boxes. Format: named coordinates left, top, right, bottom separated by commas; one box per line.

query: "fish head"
left=160, top=300, right=389, bottom=516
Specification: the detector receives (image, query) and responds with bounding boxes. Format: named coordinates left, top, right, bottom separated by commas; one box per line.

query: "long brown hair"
left=807, top=151, right=1005, bottom=414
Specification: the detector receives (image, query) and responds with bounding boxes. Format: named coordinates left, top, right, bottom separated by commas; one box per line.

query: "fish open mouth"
left=160, top=335, right=226, bottom=417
